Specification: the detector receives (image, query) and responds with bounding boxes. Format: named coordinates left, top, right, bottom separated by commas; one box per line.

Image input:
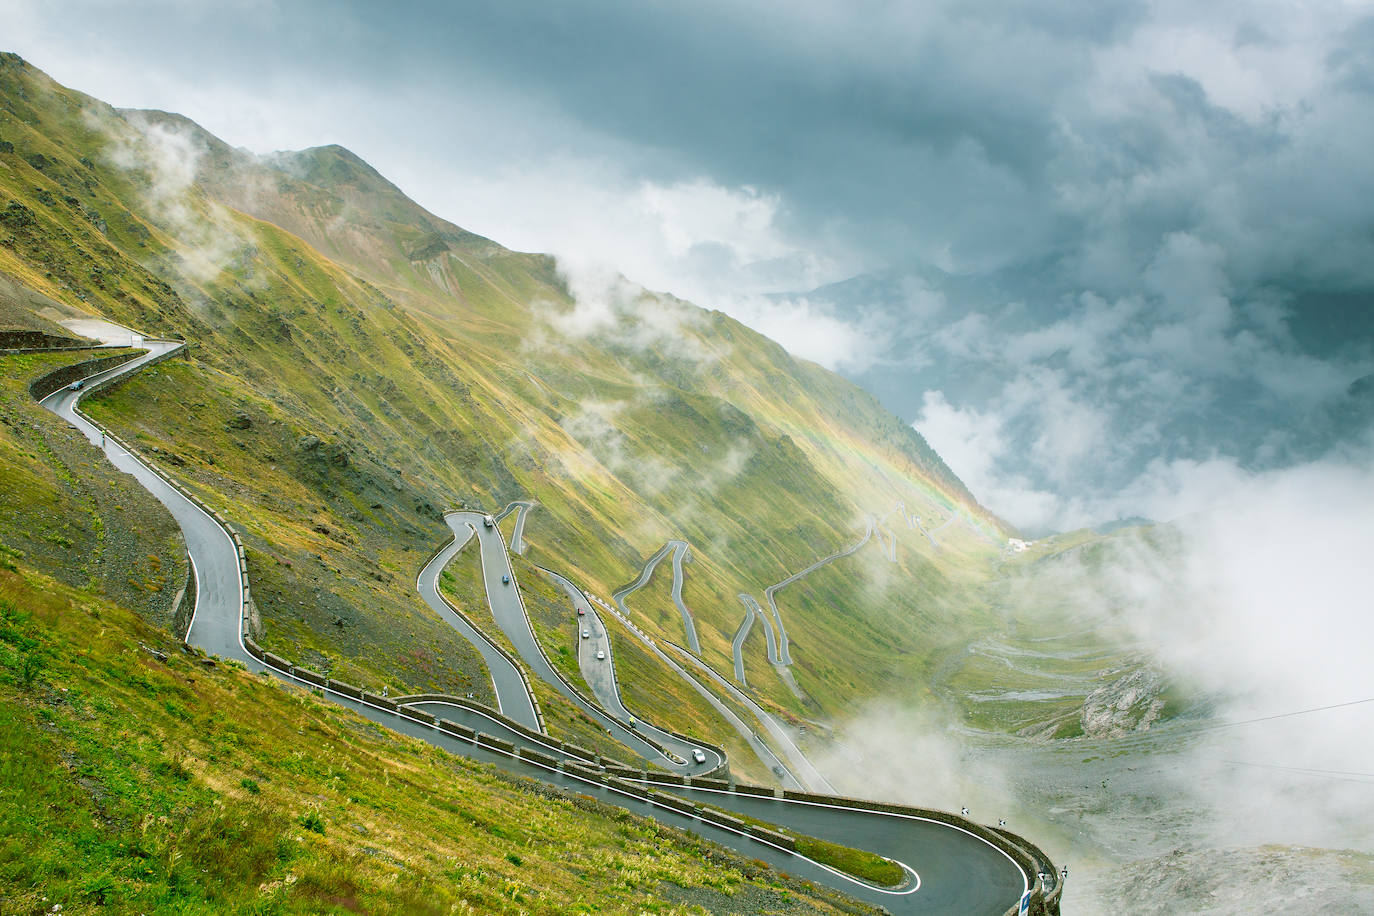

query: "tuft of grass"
left=794, top=836, right=905, bottom=888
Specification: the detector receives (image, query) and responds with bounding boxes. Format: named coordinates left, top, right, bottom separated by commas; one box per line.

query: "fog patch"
left=817, top=701, right=1015, bottom=819
left=92, top=107, right=248, bottom=285
left=718, top=293, right=889, bottom=372
left=556, top=398, right=678, bottom=497
left=532, top=257, right=715, bottom=367
left=816, top=445, right=1374, bottom=910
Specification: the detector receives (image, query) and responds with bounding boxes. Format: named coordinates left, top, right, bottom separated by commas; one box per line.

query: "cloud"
left=817, top=448, right=1374, bottom=911
left=94, top=108, right=247, bottom=284
left=816, top=701, right=1012, bottom=814
left=1058, top=451, right=1374, bottom=859
left=556, top=398, right=678, bottom=497
left=721, top=295, right=889, bottom=371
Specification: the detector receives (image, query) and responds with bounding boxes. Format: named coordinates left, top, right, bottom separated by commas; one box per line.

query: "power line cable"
left=1221, top=759, right=1374, bottom=785
left=1198, top=697, right=1374, bottom=731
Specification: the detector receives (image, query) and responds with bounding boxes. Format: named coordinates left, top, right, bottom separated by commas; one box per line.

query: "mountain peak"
left=264, top=143, right=402, bottom=197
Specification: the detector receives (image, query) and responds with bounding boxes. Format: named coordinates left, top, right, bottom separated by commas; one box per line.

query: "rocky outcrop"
left=1081, top=668, right=1165, bottom=738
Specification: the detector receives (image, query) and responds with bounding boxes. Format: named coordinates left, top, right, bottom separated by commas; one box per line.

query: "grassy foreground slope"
left=0, top=51, right=1016, bottom=743
left=0, top=561, right=873, bottom=916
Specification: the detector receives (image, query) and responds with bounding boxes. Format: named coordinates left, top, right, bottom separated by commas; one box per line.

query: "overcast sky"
left=9, top=0, right=1374, bottom=531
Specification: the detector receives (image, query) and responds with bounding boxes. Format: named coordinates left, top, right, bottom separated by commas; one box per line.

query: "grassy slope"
left=0, top=345, right=871, bottom=913
left=0, top=349, right=187, bottom=630
left=0, top=562, right=872, bottom=916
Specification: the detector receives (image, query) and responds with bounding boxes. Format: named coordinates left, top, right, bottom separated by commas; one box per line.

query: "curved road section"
left=763, top=518, right=875, bottom=667
left=415, top=523, right=540, bottom=730
left=40, top=342, right=251, bottom=669
left=542, top=566, right=721, bottom=773
left=40, top=344, right=1036, bottom=915
left=493, top=500, right=534, bottom=555
left=443, top=512, right=721, bottom=774
left=612, top=539, right=701, bottom=653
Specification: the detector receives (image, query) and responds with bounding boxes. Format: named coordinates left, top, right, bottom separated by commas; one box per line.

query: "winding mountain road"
left=584, top=589, right=808, bottom=788
left=493, top=499, right=534, bottom=555
left=730, top=594, right=756, bottom=684
left=533, top=563, right=723, bottom=773
left=762, top=518, right=876, bottom=667
left=36, top=340, right=1038, bottom=915
left=40, top=342, right=251, bottom=670
left=666, top=642, right=837, bottom=795
left=415, top=522, right=540, bottom=730
left=612, top=539, right=701, bottom=653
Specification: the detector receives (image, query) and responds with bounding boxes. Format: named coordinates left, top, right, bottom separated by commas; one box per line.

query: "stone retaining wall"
left=1, top=329, right=87, bottom=350
left=517, top=747, right=555, bottom=768
left=327, top=678, right=363, bottom=700
left=29, top=350, right=143, bottom=401
left=748, top=824, right=796, bottom=852
left=440, top=719, right=477, bottom=741
left=645, top=772, right=686, bottom=786
left=476, top=733, right=515, bottom=753
left=363, top=691, right=398, bottom=712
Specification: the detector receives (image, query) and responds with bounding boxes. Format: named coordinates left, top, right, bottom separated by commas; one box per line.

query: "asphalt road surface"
left=730, top=594, right=755, bottom=684
left=493, top=500, right=534, bottom=555
left=40, top=342, right=252, bottom=670
left=612, top=539, right=701, bottom=653
left=416, top=522, right=541, bottom=730
left=449, top=513, right=722, bottom=774
left=763, top=518, right=875, bottom=666
left=541, top=566, right=722, bottom=773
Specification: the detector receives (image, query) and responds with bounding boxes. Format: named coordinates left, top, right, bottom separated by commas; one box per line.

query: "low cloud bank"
left=818, top=442, right=1374, bottom=909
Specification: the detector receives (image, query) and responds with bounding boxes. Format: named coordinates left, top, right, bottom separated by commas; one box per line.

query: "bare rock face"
left=1081, top=668, right=1165, bottom=738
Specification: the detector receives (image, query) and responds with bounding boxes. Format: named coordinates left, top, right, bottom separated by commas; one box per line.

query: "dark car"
left=502, top=574, right=510, bottom=585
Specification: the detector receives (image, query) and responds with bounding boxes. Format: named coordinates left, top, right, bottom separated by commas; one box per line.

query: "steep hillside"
left=0, top=52, right=1017, bottom=758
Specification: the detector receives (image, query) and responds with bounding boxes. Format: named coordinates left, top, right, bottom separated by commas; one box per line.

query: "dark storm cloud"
left=23, top=1, right=1374, bottom=283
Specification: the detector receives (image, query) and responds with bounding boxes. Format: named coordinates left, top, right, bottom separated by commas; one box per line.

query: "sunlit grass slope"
left=0, top=560, right=874, bottom=915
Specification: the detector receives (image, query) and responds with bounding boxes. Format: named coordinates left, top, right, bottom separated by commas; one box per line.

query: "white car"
left=581, top=630, right=589, bottom=639
left=692, top=748, right=707, bottom=764
left=596, top=650, right=605, bottom=660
